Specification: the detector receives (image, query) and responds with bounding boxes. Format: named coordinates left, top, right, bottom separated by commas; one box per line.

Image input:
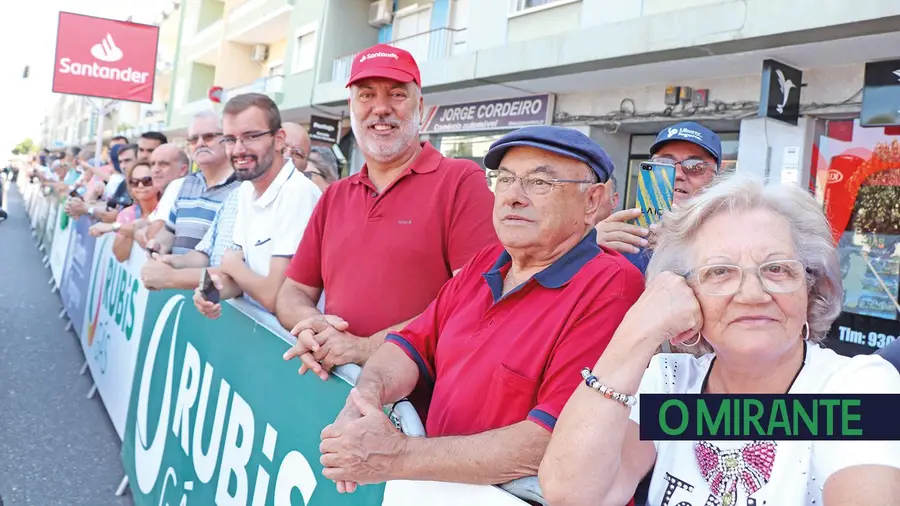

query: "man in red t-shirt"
left=316, top=126, right=644, bottom=493
left=278, top=45, right=497, bottom=383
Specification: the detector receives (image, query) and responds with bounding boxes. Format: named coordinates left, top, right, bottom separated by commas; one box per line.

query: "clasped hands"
left=282, top=314, right=373, bottom=381
left=318, top=388, right=408, bottom=493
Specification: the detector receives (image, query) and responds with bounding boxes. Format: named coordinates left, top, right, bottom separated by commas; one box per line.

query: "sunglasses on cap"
left=130, top=176, right=154, bottom=187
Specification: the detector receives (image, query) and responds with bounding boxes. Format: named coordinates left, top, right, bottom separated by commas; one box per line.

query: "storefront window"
left=813, top=119, right=900, bottom=356
left=624, top=132, right=739, bottom=209
left=433, top=132, right=506, bottom=168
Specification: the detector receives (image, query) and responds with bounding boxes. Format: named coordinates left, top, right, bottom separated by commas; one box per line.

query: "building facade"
left=43, top=0, right=899, bottom=355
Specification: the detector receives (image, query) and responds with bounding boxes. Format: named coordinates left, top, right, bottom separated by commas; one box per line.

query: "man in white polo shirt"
left=194, top=93, right=321, bottom=318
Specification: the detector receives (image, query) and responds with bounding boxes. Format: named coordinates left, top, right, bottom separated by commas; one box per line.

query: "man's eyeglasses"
left=302, top=170, right=323, bottom=180
left=685, top=260, right=808, bottom=296
left=487, top=169, right=595, bottom=196
left=129, top=176, right=154, bottom=188
left=187, top=132, right=223, bottom=145
left=284, top=146, right=306, bottom=159
left=650, top=156, right=714, bottom=176
left=220, top=130, right=276, bottom=147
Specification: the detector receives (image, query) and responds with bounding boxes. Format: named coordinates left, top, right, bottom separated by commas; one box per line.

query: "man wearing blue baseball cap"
left=318, top=125, right=643, bottom=491
left=596, top=121, right=722, bottom=274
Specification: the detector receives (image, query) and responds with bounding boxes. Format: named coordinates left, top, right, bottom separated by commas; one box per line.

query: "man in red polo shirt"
left=317, top=125, right=644, bottom=492
left=277, top=45, right=496, bottom=380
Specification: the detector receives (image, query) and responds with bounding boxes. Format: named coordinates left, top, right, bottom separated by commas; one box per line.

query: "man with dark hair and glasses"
left=142, top=111, right=239, bottom=290
left=191, top=93, right=321, bottom=316
left=596, top=121, right=722, bottom=274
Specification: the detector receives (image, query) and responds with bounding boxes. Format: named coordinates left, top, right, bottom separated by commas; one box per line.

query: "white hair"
left=190, top=110, right=221, bottom=128
left=647, top=173, right=843, bottom=351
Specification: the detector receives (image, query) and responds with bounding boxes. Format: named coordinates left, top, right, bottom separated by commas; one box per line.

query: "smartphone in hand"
left=634, top=161, right=676, bottom=228
left=199, top=269, right=220, bottom=304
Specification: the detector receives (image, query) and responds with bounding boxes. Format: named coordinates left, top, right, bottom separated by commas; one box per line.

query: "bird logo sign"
left=775, top=69, right=796, bottom=114
left=91, top=33, right=124, bottom=63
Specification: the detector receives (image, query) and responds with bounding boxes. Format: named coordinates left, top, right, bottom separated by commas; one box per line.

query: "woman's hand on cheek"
left=617, top=271, right=704, bottom=347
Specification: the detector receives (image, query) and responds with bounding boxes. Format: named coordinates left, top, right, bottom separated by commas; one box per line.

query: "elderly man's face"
left=282, top=122, right=310, bottom=172
left=350, top=78, right=422, bottom=163
left=650, top=140, right=717, bottom=205
left=149, top=145, right=186, bottom=188
left=188, top=116, right=226, bottom=168
left=493, top=146, right=603, bottom=252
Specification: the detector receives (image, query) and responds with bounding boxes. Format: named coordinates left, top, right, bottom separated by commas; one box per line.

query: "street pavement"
left=0, top=182, right=133, bottom=506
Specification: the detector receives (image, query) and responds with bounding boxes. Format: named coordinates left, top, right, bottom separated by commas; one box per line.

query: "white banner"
left=80, top=234, right=149, bottom=439
left=384, top=481, right=529, bottom=506
left=30, top=191, right=46, bottom=230
left=49, top=208, right=73, bottom=285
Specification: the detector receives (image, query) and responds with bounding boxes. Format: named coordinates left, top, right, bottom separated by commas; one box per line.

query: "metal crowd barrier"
left=227, top=298, right=547, bottom=506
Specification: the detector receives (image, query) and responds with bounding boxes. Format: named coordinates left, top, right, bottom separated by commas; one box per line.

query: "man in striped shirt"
left=142, top=111, right=240, bottom=290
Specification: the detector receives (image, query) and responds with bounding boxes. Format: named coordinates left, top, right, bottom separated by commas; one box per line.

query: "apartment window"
left=510, top=0, right=573, bottom=13
left=268, top=62, right=284, bottom=77
left=293, top=31, right=317, bottom=73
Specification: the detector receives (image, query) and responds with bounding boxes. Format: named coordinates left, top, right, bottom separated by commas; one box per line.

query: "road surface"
left=0, top=182, right=133, bottom=506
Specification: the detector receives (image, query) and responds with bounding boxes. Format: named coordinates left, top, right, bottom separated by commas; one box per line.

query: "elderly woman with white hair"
left=539, top=174, right=900, bottom=506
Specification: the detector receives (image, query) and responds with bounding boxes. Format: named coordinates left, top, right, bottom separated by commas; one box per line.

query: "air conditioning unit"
left=251, top=44, right=269, bottom=63
left=368, top=0, right=393, bottom=27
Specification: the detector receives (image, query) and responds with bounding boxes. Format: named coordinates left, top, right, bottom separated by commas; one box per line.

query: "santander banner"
left=52, top=12, right=159, bottom=103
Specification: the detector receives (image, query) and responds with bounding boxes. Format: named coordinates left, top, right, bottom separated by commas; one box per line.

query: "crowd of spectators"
left=19, top=42, right=900, bottom=506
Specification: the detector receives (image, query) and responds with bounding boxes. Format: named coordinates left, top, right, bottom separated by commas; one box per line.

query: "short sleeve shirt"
left=149, top=177, right=185, bottom=222
left=116, top=205, right=140, bottom=225
left=195, top=189, right=240, bottom=267
left=232, top=162, right=321, bottom=276
left=386, top=230, right=644, bottom=437
left=285, top=142, right=498, bottom=339
left=165, top=171, right=240, bottom=255
left=629, top=344, right=900, bottom=506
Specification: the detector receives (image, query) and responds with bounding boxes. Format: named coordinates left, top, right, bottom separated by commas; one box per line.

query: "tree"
left=11, top=138, right=35, bottom=156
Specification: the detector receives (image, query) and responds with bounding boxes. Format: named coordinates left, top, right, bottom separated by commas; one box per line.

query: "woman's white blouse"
left=628, top=344, right=900, bottom=506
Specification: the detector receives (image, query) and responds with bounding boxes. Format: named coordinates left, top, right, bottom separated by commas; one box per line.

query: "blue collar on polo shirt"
left=482, top=228, right=601, bottom=303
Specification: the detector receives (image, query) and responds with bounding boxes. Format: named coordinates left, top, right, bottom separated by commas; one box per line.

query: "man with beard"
left=142, top=111, right=238, bottom=290
left=277, top=44, right=496, bottom=403
left=192, top=93, right=321, bottom=316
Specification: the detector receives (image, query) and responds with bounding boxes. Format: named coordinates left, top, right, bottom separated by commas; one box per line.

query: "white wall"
left=464, top=0, right=508, bottom=52
left=736, top=116, right=817, bottom=188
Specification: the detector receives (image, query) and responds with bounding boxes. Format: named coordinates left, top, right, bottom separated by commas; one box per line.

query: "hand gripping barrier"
left=227, top=298, right=547, bottom=505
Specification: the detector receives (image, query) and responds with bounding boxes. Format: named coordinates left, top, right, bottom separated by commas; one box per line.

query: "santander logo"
left=91, top=33, right=123, bottom=62
left=58, top=32, right=149, bottom=84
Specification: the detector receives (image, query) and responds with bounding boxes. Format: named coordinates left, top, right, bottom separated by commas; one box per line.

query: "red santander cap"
left=346, top=44, right=421, bottom=88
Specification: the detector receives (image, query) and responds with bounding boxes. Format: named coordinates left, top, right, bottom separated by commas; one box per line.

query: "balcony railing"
left=332, top=27, right=467, bottom=83
left=221, top=75, right=285, bottom=102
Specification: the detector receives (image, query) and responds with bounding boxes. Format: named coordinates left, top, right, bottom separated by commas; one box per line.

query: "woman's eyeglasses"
left=685, top=260, right=808, bottom=296
left=130, top=176, right=153, bottom=188
left=303, top=170, right=323, bottom=180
